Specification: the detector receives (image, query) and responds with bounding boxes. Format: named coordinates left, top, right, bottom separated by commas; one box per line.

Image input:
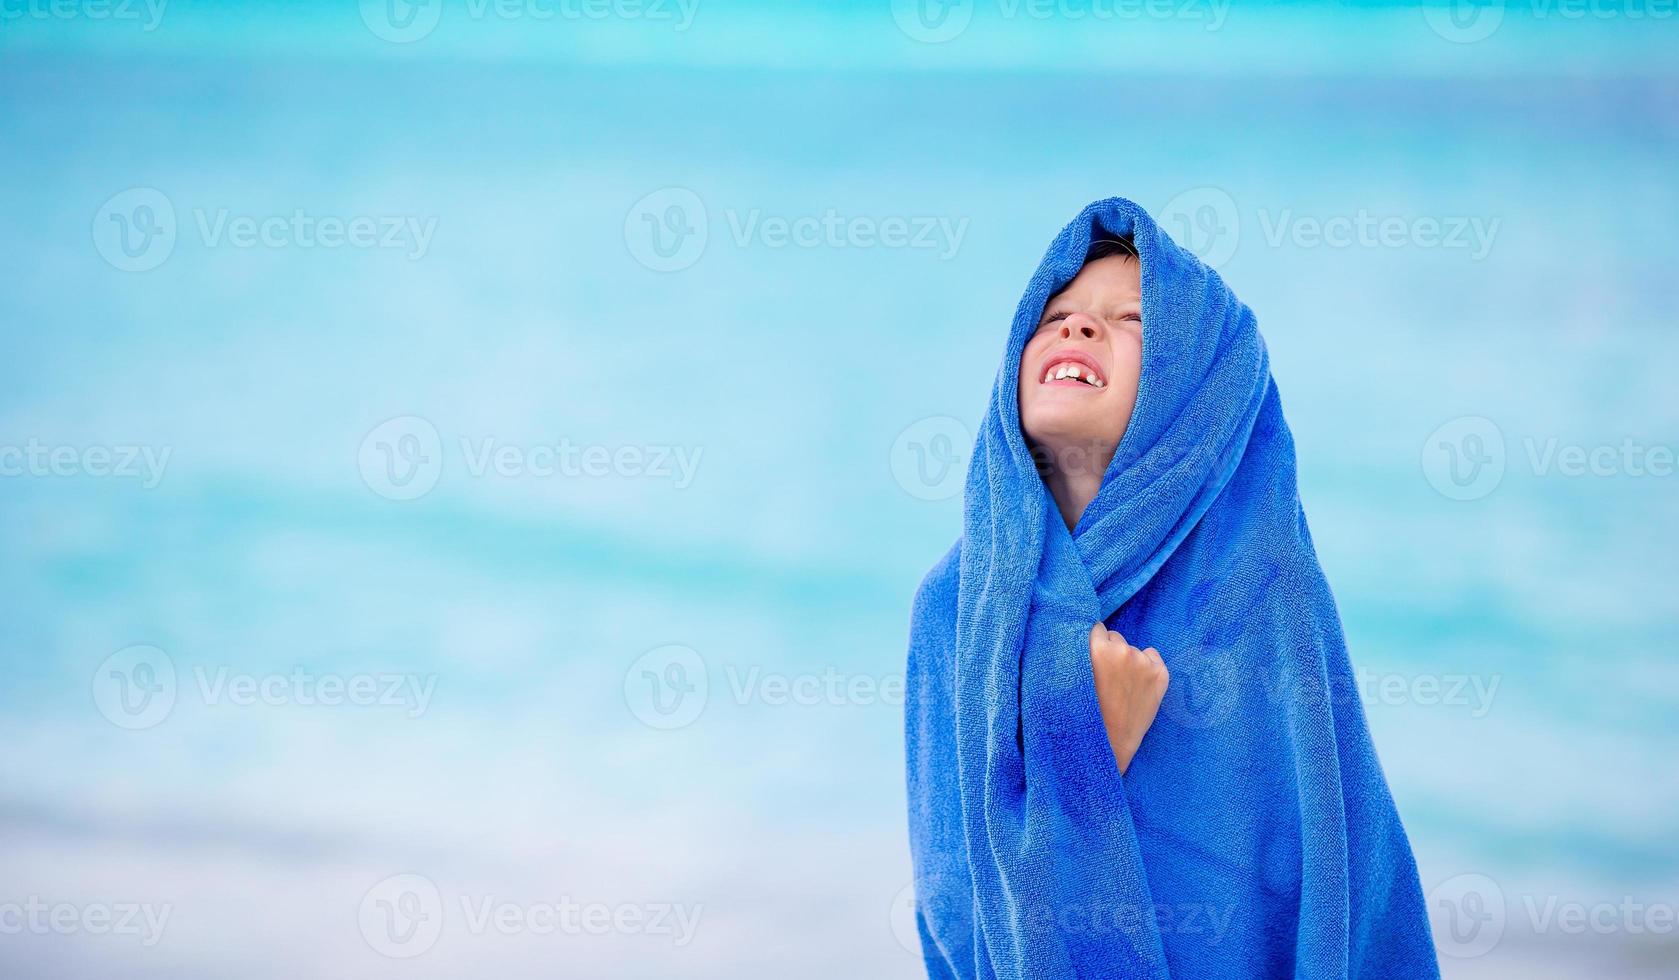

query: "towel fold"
left=905, top=197, right=1439, bottom=978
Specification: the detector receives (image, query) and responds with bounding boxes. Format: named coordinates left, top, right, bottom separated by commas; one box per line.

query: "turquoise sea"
left=2, top=2, right=1676, bottom=976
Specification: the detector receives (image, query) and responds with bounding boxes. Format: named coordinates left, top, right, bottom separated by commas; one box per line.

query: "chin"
left=1021, top=407, right=1115, bottom=448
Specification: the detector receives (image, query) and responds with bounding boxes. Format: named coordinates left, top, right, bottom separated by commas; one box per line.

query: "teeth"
left=1043, top=360, right=1104, bottom=386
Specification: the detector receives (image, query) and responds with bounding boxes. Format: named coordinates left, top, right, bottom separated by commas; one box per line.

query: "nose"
left=1059, top=312, right=1104, bottom=342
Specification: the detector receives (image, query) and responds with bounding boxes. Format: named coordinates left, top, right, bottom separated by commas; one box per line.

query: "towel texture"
left=904, top=198, right=1439, bottom=978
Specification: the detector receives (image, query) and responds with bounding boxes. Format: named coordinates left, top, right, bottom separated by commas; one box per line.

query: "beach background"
left=2, top=1, right=1676, bottom=976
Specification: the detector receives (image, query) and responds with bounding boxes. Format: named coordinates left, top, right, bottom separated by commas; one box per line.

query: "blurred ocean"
left=2, top=2, right=1676, bottom=977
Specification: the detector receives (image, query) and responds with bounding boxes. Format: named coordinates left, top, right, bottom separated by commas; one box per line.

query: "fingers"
left=1094, top=627, right=1148, bottom=651
left=1141, top=646, right=1168, bottom=684
left=1090, top=624, right=1130, bottom=649
left=1090, top=624, right=1165, bottom=663
left=1090, top=623, right=1134, bottom=649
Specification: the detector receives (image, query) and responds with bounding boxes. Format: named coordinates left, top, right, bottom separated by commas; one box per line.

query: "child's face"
left=1018, top=254, right=1144, bottom=455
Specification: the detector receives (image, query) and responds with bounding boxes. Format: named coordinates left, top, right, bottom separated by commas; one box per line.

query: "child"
left=904, top=199, right=1439, bottom=978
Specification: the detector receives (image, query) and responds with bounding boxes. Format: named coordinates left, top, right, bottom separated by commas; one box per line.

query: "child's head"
left=1017, top=237, right=1143, bottom=470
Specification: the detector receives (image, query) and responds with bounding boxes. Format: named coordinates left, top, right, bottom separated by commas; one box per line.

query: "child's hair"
left=1085, top=236, right=1138, bottom=263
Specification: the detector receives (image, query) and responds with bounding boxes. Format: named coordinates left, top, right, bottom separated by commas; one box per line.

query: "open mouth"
left=1038, top=351, right=1106, bottom=389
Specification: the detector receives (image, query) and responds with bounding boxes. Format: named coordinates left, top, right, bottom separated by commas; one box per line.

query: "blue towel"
left=905, top=198, right=1439, bottom=978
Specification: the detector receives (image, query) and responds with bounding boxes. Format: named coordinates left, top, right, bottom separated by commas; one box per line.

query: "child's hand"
left=1088, top=624, right=1168, bottom=775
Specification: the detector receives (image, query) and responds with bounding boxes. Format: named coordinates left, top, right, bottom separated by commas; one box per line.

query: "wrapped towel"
left=904, top=197, right=1439, bottom=978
